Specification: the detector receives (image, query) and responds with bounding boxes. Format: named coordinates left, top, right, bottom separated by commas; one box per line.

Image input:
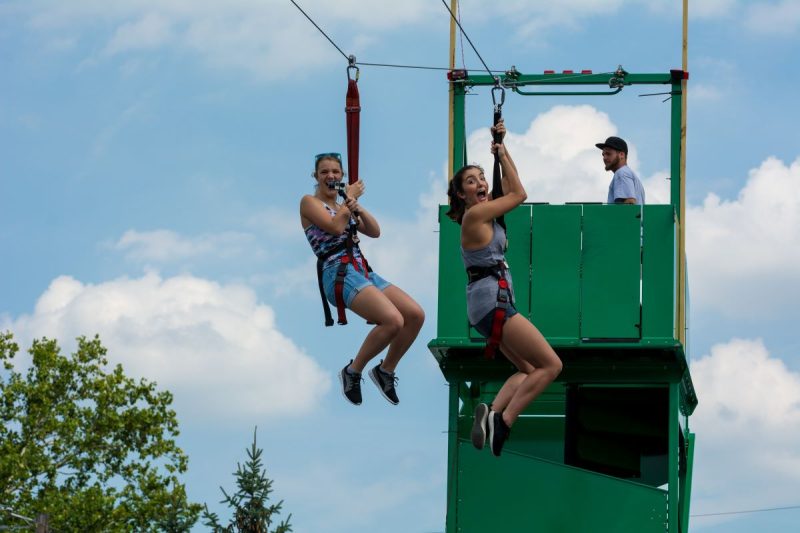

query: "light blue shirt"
left=607, top=165, right=645, bottom=205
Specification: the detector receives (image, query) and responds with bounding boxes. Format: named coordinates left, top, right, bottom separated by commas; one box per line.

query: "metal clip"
left=347, top=54, right=359, bottom=82
left=491, top=77, right=505, bottom=112
left=609, top=64, right=629, bottom=89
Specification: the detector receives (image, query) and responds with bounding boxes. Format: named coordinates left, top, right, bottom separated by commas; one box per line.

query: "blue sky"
left=2, top=1, right=800, bottom=531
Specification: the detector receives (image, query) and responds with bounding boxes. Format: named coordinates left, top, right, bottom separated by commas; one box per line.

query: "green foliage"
left=203, top=429, right=292, bottom=533
left=0, top=331, right=201, bottom=532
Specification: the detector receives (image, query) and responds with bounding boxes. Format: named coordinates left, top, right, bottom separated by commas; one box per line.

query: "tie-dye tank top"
left=304, top=201, right=362, bottom=270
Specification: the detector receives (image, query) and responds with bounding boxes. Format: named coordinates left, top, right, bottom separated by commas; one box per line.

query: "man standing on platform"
left=596, top=136, right=646, bottom=205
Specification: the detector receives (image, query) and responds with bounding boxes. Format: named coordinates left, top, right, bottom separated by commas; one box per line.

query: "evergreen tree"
left=203, top=429, right=292, bottom=533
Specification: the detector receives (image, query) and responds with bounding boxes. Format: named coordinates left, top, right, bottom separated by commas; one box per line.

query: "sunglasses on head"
left=315, top=152, right=342, bottom=163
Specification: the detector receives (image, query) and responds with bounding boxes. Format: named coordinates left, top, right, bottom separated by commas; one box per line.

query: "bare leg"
left=379, top=285, right=425, bottom=372
left=347, top=286, right=404, bottom=372
left=491, top=371, right=528, bottom=413
left=492, top=314, right=562, bottom=427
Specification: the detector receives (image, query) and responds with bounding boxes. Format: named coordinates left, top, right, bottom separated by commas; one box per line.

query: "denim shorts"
left=472, top=304, right=518, bottom=338
left=322, top=261, right=392, bottom=307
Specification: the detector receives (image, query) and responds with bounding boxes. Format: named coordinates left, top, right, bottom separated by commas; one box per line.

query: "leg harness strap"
left=466, top=262, right=512, bottom=359
left=316, top=238, right=371, bottom=327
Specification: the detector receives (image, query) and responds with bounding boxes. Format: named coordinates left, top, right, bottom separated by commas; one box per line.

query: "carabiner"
left=347, top=54, right=360, bottom=82
left=491, top=78, right=505, bottom=112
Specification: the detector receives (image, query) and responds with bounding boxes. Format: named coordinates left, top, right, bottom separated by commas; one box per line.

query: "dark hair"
left=446, top=165, right=482, bottom=225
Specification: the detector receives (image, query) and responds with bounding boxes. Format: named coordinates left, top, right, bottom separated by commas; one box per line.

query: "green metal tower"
left=429, top=69, right=697, bottom=532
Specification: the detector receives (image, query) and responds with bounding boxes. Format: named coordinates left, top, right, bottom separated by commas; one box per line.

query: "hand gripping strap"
left=491, top=108, right=506, bottom=231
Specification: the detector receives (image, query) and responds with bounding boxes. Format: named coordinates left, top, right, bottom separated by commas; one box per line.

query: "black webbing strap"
left=316, top=241, right=348, bottom=327
left=491, top=83, right=506, bottom=231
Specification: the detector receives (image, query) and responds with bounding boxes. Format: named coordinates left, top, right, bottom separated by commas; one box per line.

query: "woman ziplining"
left=299, top=61, right=424, bottom=407
left=446, top=117, right=562, bottom=457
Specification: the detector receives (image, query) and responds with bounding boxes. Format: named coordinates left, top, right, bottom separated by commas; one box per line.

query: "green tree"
left=0, top=331, right=201, bottom=532
left=203, top=429, right=292, bottom=533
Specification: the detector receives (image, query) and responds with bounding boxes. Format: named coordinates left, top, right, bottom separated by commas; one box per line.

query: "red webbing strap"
left=345, top=74, right=360, bottom=185
left=484, top=277, right=510, bottom=359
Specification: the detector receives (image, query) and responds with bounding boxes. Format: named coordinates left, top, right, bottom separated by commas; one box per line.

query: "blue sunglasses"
left=315, top=152, right=342, bottom=163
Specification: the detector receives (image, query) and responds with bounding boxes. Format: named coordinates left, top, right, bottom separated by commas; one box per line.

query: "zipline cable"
left=288, top=0, right=349, bottom=61
left=289, top=0, right=617, bottom=80
left=288, top=0, right=504, bottom=72
left=692, top=504, right=800, bottom=518
left=439, top=0, right=494, bottom=78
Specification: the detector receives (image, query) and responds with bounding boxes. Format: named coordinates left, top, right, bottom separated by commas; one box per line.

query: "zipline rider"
left=300, top=153, right=424, bottom=407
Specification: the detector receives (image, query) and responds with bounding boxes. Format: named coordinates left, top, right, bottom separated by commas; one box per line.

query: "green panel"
left=453, top=82, right=467, bottom=172
left=459, top=382, right=566, bottom=463
left=457, top=416, right=565, bottom=464
left=642, top=205, right=676, bottom=340
left=581, top=205, right=642, bottom=340
left=680, top=432, right=696, bottom=533
left=668, top=384, right=679, bottom=533
left=437, top=205, right=468, bottom=339
left=531, top=204, right=582, bottom=341
left=670, top=82, right=683, bottom=213
left=468, top=205, right=532, bottom=339
left=504, top=205, right=532, bottom=318
left=455, top=447, right=667, bottom=533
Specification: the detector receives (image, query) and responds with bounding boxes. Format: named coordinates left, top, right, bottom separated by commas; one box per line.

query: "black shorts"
left=472, top=304, right=518, bottom=338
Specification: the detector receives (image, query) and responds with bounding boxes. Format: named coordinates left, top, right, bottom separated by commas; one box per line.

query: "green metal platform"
left=430, top=69, right=697, bottom=532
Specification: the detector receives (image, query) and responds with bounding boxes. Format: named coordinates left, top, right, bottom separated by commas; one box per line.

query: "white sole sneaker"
left=471, top=403, right=489, bottom=450
left=368, top=367, right=399, bottom=405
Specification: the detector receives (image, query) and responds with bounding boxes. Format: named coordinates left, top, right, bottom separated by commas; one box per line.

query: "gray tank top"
left=461, top=221, right=515, bottom=325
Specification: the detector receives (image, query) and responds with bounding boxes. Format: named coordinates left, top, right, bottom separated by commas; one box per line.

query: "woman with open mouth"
left=446, top=120, right=563, bottom=457
left=300, top=152, right=425, bottom=407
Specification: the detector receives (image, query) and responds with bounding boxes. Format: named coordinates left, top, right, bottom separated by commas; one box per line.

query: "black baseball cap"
left=595, top=136, right=628, bottom=154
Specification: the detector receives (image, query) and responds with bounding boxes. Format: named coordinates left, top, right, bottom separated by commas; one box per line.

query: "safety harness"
left=467, top=261, right=512, bottom=359
left=315, top=215, right=371, bottom=326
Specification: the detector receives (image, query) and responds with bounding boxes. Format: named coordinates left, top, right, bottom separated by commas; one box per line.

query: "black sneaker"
left=368, top=361, right=399, bottom=405
left=338, top=361, right=363, bottom=405
left=488, top=411, right=510, bottom=457
left=471, top=403, right=489, bottom=450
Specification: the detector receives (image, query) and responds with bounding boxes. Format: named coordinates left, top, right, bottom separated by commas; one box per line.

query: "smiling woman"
left=299, top=153, right=424, bottom=407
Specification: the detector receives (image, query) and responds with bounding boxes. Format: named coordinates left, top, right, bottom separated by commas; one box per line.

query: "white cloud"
left=690, top=0, right=738, bottom=18
left=466, top=105, right=669, bottom=205
left=690, top=338, right=800, bottom=517
left=745, top=0, right=800, bottom=35
left=461, top=0, right=626, bottom=42
left=5, top=272, right=331, bottom=421
left=687, top=156, right=800, bottom=315
left=21, top=0, right=437, bottom=81
left=691, top=83, right=723, bottom=102
left=103, top=12, right=172, bottom=55
left=114, top=228, right=261, bottom=263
